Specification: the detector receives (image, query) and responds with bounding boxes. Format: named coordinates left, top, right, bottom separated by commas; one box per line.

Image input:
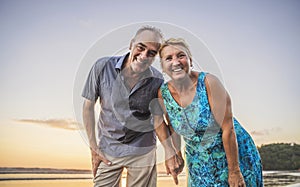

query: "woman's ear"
left=190, top=58, right=193, bottom=67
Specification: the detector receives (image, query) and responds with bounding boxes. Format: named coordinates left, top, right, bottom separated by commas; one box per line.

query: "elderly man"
left=82, top=26, right=183, bottom=187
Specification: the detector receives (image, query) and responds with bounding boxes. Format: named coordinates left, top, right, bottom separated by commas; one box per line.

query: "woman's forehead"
left=162, top=45, right=187, bottom=54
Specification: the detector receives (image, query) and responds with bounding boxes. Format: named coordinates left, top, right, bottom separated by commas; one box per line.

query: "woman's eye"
left=178, top=54, right=186, bottom=58
left=165, top=57, right=172, bottom=61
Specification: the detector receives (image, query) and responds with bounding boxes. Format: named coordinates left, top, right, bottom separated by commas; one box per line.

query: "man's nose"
left=139, top=50, right=148, bottom=60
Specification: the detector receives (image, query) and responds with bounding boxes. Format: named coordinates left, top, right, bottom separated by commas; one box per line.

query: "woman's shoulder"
left=200, top=72, right=222, bottom=85
left=159, top=81, right=169, bottom=94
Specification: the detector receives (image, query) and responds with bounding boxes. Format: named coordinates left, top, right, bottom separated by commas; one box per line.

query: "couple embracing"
left=82, top=26, right=263, bottom=187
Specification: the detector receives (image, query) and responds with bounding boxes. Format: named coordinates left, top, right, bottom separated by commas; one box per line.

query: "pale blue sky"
left=0, top=0, right=299, bottom=168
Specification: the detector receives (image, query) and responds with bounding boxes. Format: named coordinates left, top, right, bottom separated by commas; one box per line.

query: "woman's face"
left=160, top=45, right=192, bottom=81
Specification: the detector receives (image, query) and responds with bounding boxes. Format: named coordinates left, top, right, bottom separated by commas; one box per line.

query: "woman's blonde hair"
left=159, top=38, right=192, bottom=60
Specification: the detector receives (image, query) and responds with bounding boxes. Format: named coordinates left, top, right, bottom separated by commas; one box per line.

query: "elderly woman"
left=158, top=38, right=263, bottom=187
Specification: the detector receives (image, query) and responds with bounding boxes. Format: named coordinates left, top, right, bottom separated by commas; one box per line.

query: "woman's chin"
left=170, top=72, right=188, bottom=81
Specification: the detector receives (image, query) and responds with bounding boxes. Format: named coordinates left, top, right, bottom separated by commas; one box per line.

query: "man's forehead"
left=134, top=30, right=162, bottom=43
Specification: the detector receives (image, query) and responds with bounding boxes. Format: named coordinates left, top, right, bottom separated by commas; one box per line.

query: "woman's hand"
left=228, top=170, right=246, bottom=187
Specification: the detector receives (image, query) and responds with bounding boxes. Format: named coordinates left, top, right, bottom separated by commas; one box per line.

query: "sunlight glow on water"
left=0, top=171, right=299, bottom=187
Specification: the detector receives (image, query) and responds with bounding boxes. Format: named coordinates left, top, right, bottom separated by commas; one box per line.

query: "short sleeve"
left=81, top=63, right=101, bottom=102
left=149, top=97, right=164, bottom=116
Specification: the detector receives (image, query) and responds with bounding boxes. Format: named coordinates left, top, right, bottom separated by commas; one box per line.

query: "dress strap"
left=199, top=72, right=207, bottom=82
left=198, top=72, right=208, bottom=90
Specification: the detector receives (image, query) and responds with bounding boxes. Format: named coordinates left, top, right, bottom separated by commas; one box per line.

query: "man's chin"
left=134, top=69, right=146, bottom=74
left=132, top=65, right=147, bottom=74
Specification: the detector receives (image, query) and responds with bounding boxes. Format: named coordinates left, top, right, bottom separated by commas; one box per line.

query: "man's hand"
left=175, top=151, right=184, bottom=174
left=165, top=152, right=185, bottom=185
left=165, top=155, right=179, bottom=185
left=91, top=149, right=112, bottom=177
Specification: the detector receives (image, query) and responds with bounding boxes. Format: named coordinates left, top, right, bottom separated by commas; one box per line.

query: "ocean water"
left=0, top=168, right=299, bottom=187
left=0, top=168, right=187, bottom=187
left=0, top=174, right=187, bottom=187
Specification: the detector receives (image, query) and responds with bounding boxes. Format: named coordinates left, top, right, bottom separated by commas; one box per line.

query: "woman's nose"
left=172, top=58, right=180, bottom=65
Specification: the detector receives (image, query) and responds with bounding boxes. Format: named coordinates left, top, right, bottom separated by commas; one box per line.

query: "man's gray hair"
left=134, top=25, right=164, bottom=41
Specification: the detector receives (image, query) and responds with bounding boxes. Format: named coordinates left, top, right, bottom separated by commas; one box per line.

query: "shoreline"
left=1, top=167, right=299, bottom=174
left=0, top=168, right=299, bottom=187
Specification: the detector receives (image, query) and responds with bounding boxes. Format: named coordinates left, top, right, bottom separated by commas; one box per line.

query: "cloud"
left=15, top=118, right=83, bottom=131
left=250, top=127, right=282, bottom=136
left=251, top=130, right=266, bottom=136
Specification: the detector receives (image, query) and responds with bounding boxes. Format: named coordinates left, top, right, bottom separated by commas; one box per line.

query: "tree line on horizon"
left=257, top=143, right=300, bottom=170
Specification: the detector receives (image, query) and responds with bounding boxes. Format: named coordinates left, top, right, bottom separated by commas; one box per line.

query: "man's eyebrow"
left=137, top=42, right=147, bottom=47
left=149, top=50, right=158, bottom=54
left=137, top=42, right=158, bottom=54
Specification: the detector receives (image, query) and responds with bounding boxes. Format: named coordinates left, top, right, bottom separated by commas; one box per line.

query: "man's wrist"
left=164, top=148, right=176, bottom=159
left=90, top=146, right=100, bottom=154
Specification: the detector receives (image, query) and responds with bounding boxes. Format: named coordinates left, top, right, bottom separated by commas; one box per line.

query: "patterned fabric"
left=160, top=72, right=263, bottom=187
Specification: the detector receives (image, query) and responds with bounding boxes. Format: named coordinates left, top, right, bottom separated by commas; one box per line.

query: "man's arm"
left=83, top=99, right=111, bottom=177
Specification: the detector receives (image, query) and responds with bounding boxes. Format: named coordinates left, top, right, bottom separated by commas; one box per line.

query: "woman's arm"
left=164, top=114, right=183, bottom=162
left=154, top=89, right=184, bottom=184
left=205, top=74, right=245, bottom=186
left=157, top=90, right=182, bottom=157
left=163, top=113, right=184, bottom=176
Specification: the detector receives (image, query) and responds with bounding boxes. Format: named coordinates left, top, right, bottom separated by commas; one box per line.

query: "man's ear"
left=129, top=39, right=134, bottom=50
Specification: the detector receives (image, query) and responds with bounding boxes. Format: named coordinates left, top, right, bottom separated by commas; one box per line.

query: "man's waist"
left=99, top=130, right=155, bottom=145
left=98, top=132, right=156, bottom=157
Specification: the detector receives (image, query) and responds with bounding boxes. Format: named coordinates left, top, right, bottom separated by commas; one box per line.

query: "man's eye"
left=148, top=52, right=157, bottom=57
left=137, top=45, right=144, bottom=51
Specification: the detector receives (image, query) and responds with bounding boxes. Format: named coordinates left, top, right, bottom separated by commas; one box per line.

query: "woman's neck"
left=170, top=71, right=198, bottom=93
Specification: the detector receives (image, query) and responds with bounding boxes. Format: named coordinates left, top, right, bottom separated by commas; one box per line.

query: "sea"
left=0, top=167, right=299, bottom=187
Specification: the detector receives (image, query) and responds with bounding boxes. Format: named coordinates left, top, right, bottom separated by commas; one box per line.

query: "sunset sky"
left=0, top=0, right=299, bottom=170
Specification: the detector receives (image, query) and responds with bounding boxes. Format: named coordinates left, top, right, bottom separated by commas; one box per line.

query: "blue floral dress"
left=160, top=72, right=263, bottom=187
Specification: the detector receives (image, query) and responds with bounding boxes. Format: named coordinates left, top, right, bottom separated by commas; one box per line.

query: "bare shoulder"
left=204, top=73, right=224, bottom=90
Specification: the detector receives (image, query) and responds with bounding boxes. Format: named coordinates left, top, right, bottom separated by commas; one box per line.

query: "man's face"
left=127, top=30, right=161, bottom=74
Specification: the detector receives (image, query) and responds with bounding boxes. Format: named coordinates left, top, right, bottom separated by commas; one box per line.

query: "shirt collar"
left=115, top=53, right=129, bottom=71
left=115, top=53, right=154, bottom=78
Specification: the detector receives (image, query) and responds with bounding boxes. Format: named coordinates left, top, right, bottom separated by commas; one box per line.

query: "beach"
left=0, top=168, right=299, bottom=187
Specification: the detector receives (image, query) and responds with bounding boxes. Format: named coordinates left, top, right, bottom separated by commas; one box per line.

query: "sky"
left=0, top=0, right=299, bottom=170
